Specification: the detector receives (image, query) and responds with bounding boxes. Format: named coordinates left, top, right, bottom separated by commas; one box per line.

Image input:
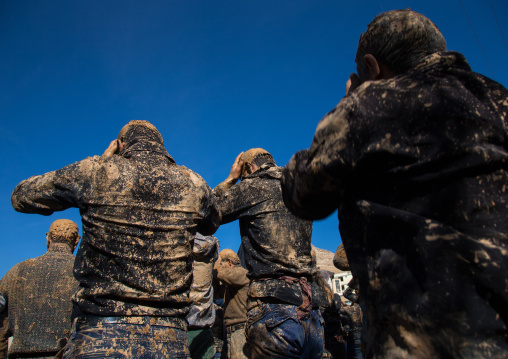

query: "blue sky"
left=1, top=0, right=507, bottom=278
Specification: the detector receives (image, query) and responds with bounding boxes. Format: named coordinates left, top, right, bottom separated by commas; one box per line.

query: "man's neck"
left=47, top=243, right=73, bottom=253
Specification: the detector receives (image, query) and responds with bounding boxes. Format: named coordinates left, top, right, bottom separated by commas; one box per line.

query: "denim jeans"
left=63, top=316, right=191, bottom=359
left=244, top=303, right=324, bottom=359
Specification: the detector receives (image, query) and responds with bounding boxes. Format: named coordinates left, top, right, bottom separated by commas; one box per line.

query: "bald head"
left=333, top=243, right=350, bottom=271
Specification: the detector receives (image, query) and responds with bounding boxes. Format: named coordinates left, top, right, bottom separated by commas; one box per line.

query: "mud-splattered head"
left=356, top=9, right=446, bottom=75
left=240, top=148, right=275, bottom=177
left=119, top=120, right=164, bottom=147
left=48, top=219, right=80, bottom=244
left=333, top=243, right=350, bottom=271
left=218, top=248, right=241, bottom=265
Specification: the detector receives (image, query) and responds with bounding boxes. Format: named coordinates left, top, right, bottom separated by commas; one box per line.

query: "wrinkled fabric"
left=313, top=270, right=346, bottom=359
left=187, top=234, right=219, bottom=329
left=226, top=323, right=248, bottom=359
left=341, top=304, right=363, bottom=359
left=64, top=316, right=190, bottom=359
left=244, top=303, right=324, bottom=359
left=11, top=132, right=220, bottom=318
left=216, top=264, right=249, bottom=327
left=213, top=163, right=315, bottom=303
left=210, top=303, right=226, bottom=359
left=0, top=246, right=78, bottom=359
left=282, top=51, right=508, bottom=358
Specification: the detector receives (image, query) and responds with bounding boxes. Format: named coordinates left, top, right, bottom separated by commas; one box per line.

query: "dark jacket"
left=282, top=52, right=508, bottom=357
left=11, top=129, right=220, bottom=318
left=0, top=246, right=78, bottom=358
left=214, top=163, right=315, bottom=305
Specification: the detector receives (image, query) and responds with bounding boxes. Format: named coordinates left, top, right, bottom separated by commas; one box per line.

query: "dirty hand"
left=227, top=152, right=245, bottom=183
left=346, top=73, right=362, bottom=95
left=102, top=139, right=119, bottom=158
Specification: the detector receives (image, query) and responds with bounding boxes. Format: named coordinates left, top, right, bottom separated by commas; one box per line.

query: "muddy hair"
left=356, top=9, right=446, bottom=75
left=251, top=153, right=275, bottom=167
left=48, top=219, right=79, bottom=245
left=122, top=120, right=164, bottom=147
left=220, top=249, right=241, bottom=265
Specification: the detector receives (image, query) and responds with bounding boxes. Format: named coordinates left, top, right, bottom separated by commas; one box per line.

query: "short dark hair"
left=356, top=9, right=446, bottom=75
left=122, top=120, right=164, bottom=146
left=251, top=153, right=275, bottom=168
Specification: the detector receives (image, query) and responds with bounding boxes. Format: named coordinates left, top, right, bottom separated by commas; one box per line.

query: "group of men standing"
left=1, top=9, right=508, bottom=359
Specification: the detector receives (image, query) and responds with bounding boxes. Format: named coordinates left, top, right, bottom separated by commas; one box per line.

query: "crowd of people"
left=1, top=9, right=507, bottom=359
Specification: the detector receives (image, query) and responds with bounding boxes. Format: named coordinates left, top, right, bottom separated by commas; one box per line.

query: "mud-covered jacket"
left=214, top=163, right=315, bottom=306
left=282, top=52, right=508, bottom=358
left=0, top=246, right=78, bottom=359
left=11, top=135, right=220, bottom=318
left=216, top=263, right=249, bottom=327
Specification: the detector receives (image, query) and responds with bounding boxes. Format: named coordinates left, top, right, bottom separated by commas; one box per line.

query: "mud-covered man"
left=282, top=9, right=508, bottom=358
left=213, top=249, right=250, bottom=359
left=11, top=120, right=220, bottom=359
left=0, top=219, right=80, bottom=359
left=214, top=149, right=324, bottom=359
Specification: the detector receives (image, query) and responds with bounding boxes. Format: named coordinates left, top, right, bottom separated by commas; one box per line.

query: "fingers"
left=234, top=152, right=244, bottom=165
left=102, top=139, right=119, bottom=158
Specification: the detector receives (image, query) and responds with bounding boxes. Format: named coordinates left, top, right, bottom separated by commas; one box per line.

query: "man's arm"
left=11, top=157, right=98, bottom=215
left=215, top=264, right=249, bottom=288
left=281, top=96, right=356, bottom=220
left=213, top=152, right=244, bottom=198
left=195, top=183, right=221, bottom=236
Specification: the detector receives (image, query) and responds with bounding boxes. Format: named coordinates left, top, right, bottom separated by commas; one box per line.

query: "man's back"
left=214, top=150, right=324, bottom=359
left=217, top=163, right=314, bottom=282
left=12, top=125, right=220, bottom=318
left=0, top=248, right=77, bottom=358
left=283, top=50, right=508, bottom=357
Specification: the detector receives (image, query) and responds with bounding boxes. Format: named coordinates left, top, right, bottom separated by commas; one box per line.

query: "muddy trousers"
left=63, top=316, right=191, bottom=359
left=226, top=322, right=248, bottom=359
left=244, top=303, right=324, bottom=359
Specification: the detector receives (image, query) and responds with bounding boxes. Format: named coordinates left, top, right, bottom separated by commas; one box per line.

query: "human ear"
left=364, top=54, right=381, bottom=81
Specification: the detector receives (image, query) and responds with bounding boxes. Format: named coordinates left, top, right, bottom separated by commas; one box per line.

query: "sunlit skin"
left=347, top=54, right=396, bottom=95
left=102, top=123, right=130, bottom=158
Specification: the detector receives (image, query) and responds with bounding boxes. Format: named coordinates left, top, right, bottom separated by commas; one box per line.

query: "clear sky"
left=1, top=0, right=507, bottom=278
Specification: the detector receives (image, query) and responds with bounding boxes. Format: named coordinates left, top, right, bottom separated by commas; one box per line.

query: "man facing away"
left=214, top=148, right=324, bottom=359
left=11, top=120, right=220, bottom=359
left=0, top=219, right=80, bottom=359
left=282, top=9, right=508, bottom=358
left=214, top=249, right=250, bottom=359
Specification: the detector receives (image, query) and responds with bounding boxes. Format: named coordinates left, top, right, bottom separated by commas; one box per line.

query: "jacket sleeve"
left=216, top=266, right=249, bottom=288
left=11, top=157, right=99, bottom=215
left=281, top=96, right=356, bottom=220
left=213, top=179, right=269, bottom=225
left=195, top=177, right=221, bottom=236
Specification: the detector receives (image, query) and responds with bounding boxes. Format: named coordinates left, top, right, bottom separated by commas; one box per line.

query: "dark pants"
left=244, top=303, right=324, bottom=359
left=63, top=316, right=191, bottom=359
